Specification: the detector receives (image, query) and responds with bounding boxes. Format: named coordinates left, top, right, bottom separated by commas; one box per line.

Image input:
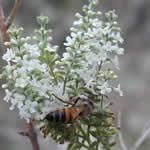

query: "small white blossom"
left=2, top=84, right=7, bottom=88
left=9, top=104, right=15, bottom=110
left=25, top=100, right=38, bottom=113
left=47, top=45, right=58, bottom=52
left=10, top=38, right=17, bottom=45
left=3, top=89, right=12, bottom=102
left=98, top=82, right=112, bottom=95
left=30, top=78, right=50, bottom=97
left=19, top=106, right=31, bottom=122
left=15, top=76, right=30, bottom=88
left=24, top=43, right=40, bottom=58
left=64, top=36, right=75, bottom=46
left=116, top=47, right=124, bottom=55
left=73, top=19, right=83, bottom=26
left=62, top=52, right=70, bottom=61
left=14, top=93, right=25, bottom=102
left=112, top=55, right=120, bottom=69
left=2, top=48, right=15, bottom=62
left=114, top=84, right=123, bottom=96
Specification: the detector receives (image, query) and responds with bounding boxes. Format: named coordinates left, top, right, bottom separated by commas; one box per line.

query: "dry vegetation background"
left=0, top=0, right=150, bottom=150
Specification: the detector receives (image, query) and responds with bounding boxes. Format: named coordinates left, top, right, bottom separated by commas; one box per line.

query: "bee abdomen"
left=45, top=110, right=65, bottom=122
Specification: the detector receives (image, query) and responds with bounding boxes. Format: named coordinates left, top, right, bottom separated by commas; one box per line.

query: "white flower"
left=47, top=45, right=58, bottom=52
left=64, top=36, right=75, bottom=46
left=29, top=77, right=51, bottom=97
left=9, top=105, right=15, bottom=110
left=98, top=82, right=112, bottom=94
left=15, top=76, right=30, bottom=88
left=102, top=41, right=116, bottom=53
left=112, top=55, right=120, bottom=69
left=62, top=52, right=70, bottom=61
left=24, top=43, right=40, bottom=58
left=9, top=93, right=25, bottom=110
left=64, top=32, right=82, bottom=47
left=73, top=18, right=83, bottom=26
left=15, top=67, right=27, bottom=76
left=92, top=19, right=102, bottom=28
left=98, top=50, right=108, bottom=62
left=116, top=48, right=124, bottom=55
left=114, top=84, right=123, bottom=96
left=14, top=93, right=25, bottom=102
left=111, top=32, right=124, bottom=44
left=10, top=38, right=17, bottom=45
left=3, top=89, right=12, bottom=102
left=18, top=100, right=38, bottom=120
left=19, top=106, right=31, bottom=122
left=2, top=48, right=15, bottom=62
left=2, top=84, right=7, bottom=88
left=102, top=26, right=111, bottom=35
left=26, top=101, right=38, bottom=113
left=5, top=63, right=14, bottom=71
left=10, top=98, right=17, bottom=109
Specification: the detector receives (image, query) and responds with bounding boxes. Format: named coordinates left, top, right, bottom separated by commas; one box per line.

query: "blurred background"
left=0, top=0, right=150, bottom=150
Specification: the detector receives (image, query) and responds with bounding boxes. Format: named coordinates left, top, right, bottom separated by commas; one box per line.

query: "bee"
left=45, top=95, right=94, bottom=123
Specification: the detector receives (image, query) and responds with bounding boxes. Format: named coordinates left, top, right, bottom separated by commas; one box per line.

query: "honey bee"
left=45, top=95, right=94, bottom=123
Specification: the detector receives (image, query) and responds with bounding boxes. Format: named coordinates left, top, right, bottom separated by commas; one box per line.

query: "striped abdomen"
left=45, top=107, right=83, bottom=123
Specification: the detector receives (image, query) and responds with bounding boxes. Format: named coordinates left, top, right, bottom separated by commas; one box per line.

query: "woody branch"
left=0, top=3, right=9, bottom=47
left=0, top=1, right=40, bottom=150
left=0, top=0, right=21, bottom=47
left=18, top=120, right=40, bottom=150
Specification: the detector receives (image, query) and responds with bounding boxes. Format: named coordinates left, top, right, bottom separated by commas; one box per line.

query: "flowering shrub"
left=1, top=0, right=124, bottom=149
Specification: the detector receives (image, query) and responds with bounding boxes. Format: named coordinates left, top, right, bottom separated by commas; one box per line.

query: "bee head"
left=77, top=95, right=94, bottom=116
left=70, top=95, right=94, bottom=110
left=79, top=95, right=94, bottom=108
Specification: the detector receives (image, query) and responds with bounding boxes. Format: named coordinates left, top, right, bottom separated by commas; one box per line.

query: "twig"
left=5, top=0, right=21, bottom=29
left=0, top=4, right=9, bottom=47
left=62, top=71, right=69, bottom=95
left=0, top=0, right=21, bottom=48
left=18, top=120, right=40, bottom=150
left=117, top=112, right=128, bottom=150
left=130, top=124, right=150, bottom=150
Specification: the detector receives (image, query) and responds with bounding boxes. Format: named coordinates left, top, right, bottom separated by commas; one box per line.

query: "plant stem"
left=49, top=66, right=58, bottom=84
left=100, top=94, right=104, bottom=111
left=5, top=0, right=21, bottom=29
left=87, top=125, right=91, bottom=144
left=0, top=4, right=10, bottom=48
left=26, top=121, right=40, bottom=150
left=18, top=120, right=40, bottom=150
left=62, top=69, right=69, bottom=95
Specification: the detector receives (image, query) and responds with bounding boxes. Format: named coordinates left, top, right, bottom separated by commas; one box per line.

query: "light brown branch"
left=5, top=0, right=21, bottom=29
left=18, top=120, right=40, bottom=150
left=0, top=4, right=9, bottom=47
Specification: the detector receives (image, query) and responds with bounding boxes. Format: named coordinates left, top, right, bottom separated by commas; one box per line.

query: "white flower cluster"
left=60, top=0, right=124, bottom=97
left=1, top=0, right=124, bottom=122
left=2, top=24, right=62, bottom=122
